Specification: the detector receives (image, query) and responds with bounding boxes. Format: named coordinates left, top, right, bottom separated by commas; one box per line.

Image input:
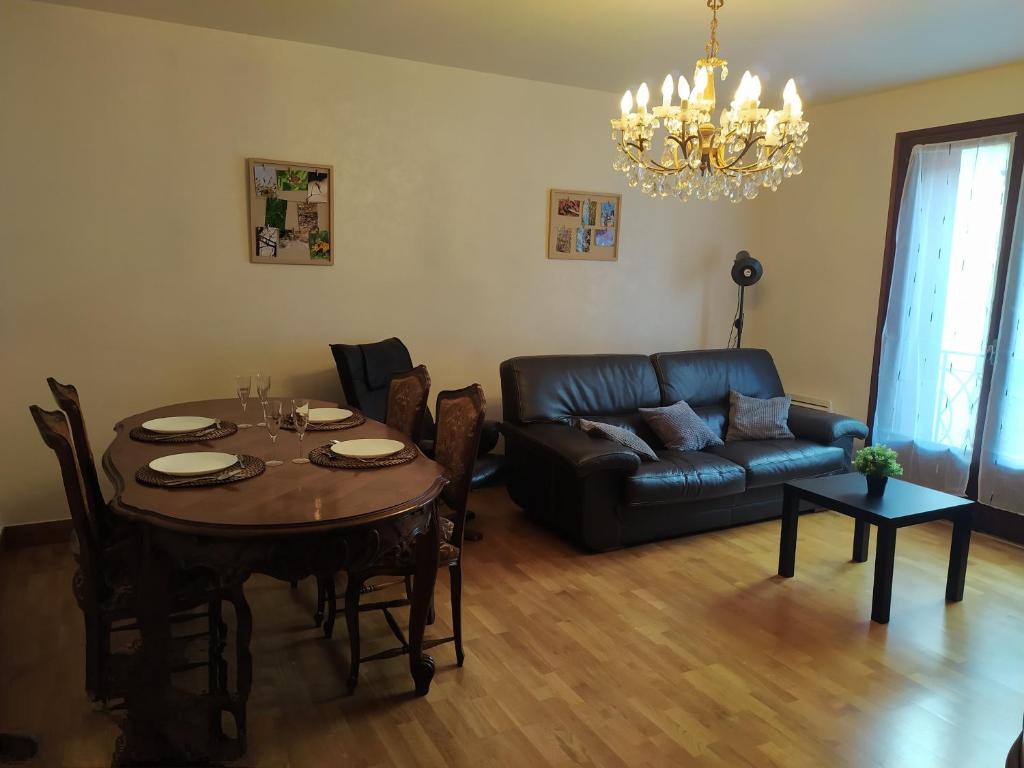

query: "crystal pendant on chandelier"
left=609, top=0, right=809, bottom=202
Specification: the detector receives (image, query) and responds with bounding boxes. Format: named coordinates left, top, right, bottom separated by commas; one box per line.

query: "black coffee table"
left=779, top=473, right=975, bottom=624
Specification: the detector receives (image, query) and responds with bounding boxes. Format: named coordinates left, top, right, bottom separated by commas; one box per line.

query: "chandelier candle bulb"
left=677, top=75, right=689, bottom=103
left=731, top=70, right=751, bottom=110
left=636, top=82, right=650, bottom=114
left=689, top=67, right=710, bottom=109
left=620, top=90, right=632, bottom=120
left=661, top=74, right=674, bottom=107
left=763, top=112, right=780, bottom=146
left=782, top=78, right=803, bottom=119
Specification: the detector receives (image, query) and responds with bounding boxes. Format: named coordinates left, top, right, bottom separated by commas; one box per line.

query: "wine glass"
left=264, top=400, right=283, bottom=467
left=291, top=399, right=310, bottom=464
left=235, top=375, right=252, bottom=428
left=255, top=373, right=271, bottom=427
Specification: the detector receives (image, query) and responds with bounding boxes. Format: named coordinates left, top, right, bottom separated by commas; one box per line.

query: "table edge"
left=784, top=481, right=976, bottom=527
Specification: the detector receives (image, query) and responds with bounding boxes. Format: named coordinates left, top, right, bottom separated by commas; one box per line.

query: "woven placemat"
left=309, top=442, right=418, bottom=470
left=135, top=454, right=265, bottom=488
left=282, top=411, right=366, bottom=432
left=130, top=421, right=238, bottom=444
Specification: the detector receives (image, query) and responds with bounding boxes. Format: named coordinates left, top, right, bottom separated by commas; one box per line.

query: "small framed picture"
left=547, top=189, right=620, bottom=261
left=246, top=158, right=334, bottom=265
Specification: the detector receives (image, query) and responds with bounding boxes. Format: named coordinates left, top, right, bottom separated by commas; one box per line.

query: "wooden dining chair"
left=384, top=364, right=432, bottom=444
left=30, top=404, right=252, bottom=743
left=312, top=364, right=433, bottom=627
left=324, top=384, right=486, bottom=688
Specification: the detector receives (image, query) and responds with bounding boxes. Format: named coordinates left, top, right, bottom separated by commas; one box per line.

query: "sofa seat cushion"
left=708, top=439, right=844, bottom=489
left=624, top=450, right=746, bottom=505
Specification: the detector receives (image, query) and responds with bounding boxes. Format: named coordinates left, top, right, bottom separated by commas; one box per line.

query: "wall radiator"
left=788, top=393, right=833, bottom=412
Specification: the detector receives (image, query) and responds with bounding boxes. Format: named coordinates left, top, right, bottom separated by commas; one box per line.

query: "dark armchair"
left=329, top=338, right=504, bottom=487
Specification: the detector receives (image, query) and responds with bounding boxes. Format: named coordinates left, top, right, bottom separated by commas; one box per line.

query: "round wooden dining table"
left=102, top=398, right=447, bottom=764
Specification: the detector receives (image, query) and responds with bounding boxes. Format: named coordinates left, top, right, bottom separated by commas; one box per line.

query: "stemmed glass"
left=291, top=399, right=310, bottom=464
left=255, top=373, right=271, bottom=427
left=235, top=375, right=252, bottom=428
left=264, top=400, right=283, bottom=467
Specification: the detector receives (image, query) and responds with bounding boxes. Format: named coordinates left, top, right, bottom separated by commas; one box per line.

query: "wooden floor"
left=2, top=487, right=1023, bottom=767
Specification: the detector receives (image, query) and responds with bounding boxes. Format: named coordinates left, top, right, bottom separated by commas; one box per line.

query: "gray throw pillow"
left=639, top=399, right=723, bottom=451
left=578, top=418, right=659, bottom=462
left=726, top=390, right=795, bottom=441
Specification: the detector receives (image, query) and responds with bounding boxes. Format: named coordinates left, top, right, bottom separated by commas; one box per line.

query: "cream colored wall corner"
left=0, top=0, right=751, bottom=526
left=743, top=61, right=1024, bottom=423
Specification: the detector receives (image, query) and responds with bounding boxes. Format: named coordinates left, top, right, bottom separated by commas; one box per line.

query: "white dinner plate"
left=149, top=452, right=238, bottom=477
left=308, top=407, right=354, bottom=424
left=330, top=439, right=405, bottom=459
left=142, top=416, right=216, bottom=434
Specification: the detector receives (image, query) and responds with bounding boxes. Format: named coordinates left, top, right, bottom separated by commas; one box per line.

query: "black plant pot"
left=865, top=474, right=888, bottom=498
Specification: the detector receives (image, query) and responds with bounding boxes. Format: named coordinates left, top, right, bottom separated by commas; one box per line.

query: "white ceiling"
left=34, top=0, right=1024, bottom=102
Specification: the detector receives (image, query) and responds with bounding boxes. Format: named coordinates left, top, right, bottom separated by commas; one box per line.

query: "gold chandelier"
left=610, top=0, right=809, bottom=202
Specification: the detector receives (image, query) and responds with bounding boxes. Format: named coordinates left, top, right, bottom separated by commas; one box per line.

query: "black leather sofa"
left=500, top=349, right=868, bottom=551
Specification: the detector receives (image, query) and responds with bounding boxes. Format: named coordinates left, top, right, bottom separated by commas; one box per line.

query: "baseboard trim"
left=974, top=504, right=1024, bottom=547
left=0, top=519, right=73, bottom=550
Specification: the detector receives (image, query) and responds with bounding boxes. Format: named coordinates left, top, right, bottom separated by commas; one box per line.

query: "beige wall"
left=0, top=0, right=752, bottom=526
left=6, top=0, right=1021, bottom=528
left=745, top=61, right=1024, bottom=422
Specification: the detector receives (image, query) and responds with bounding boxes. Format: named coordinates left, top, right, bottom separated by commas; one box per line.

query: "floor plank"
left=1, top=487, right=1022, bottom=767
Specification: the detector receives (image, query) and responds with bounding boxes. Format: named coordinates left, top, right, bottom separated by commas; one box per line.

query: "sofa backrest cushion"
left=651, top=349, right=785, bottom=408
left=500, top=354, right=661, bottom=425
left=693, top=404, right=729, bottom=441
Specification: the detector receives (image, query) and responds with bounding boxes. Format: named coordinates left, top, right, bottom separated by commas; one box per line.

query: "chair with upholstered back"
left=324, top=384, right=487, bottom=686
left=312, top=364, right=432, bottom=625
left=385, top=365, right=431, bottom=443
left=433, top=384, right=487, bottom=555
left=430, top=384, right=486, bottom=666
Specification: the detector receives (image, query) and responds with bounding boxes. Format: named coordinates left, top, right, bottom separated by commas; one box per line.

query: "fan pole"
left=734, top=285, right=745, bottom=348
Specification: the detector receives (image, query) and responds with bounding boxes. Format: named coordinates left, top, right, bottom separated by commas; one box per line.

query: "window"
left=869, top=114, right=1024, bottom=513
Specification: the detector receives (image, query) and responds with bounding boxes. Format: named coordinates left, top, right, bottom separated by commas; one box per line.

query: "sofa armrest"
left=788, top=405, right=868, bottom=445
left=500, top=422, right=641, bottom=478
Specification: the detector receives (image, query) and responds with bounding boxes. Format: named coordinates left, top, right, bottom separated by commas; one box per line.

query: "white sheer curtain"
left=873, top=135, right=1014, bottom=495
left=980, top=175, right=1024, bottom=513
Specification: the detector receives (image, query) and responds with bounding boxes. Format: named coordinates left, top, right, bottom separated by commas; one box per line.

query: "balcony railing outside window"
left=932, top=349, right=984, bottom=453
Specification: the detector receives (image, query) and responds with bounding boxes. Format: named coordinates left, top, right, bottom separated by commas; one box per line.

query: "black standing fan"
left=730, top=251, right=763, bottom=348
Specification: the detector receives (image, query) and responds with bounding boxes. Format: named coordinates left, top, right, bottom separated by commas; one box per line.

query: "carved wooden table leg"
left=116, top=526, right=180, bottom=765
left=407, top=501, right=441, bottom=696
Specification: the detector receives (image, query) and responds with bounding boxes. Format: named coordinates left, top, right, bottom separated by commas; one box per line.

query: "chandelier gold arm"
left=713, top=136, right=796, bottom=174
left=618, top=130, right=797, bottom=177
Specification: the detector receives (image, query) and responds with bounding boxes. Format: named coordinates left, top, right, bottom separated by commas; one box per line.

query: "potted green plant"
left=853, top=444, right=903, bottom=498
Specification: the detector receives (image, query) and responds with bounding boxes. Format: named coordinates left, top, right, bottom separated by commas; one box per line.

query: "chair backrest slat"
left=46, top=378, right=106, bottom=537
left=433, top=384, right=486, bottom=546
left=385, top=365, right=431, bottom=444
left=30, top=406, right=101, bottom=589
